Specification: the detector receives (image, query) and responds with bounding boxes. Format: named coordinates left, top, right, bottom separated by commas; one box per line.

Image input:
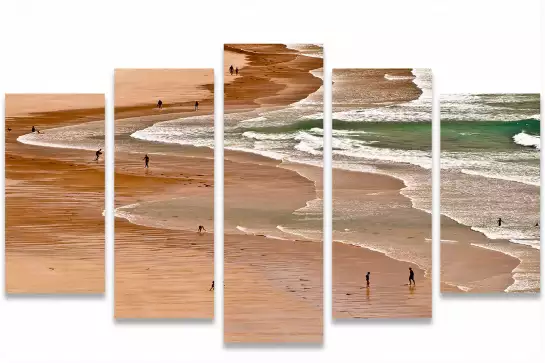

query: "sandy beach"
left=113, top=69, right=215, bottom=319
left=5, top=94, right=105, bottom=293
left=223, top=44, right=324, bottom=343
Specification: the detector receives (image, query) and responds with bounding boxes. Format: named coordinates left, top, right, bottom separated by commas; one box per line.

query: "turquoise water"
left=442, top=119, right=540, bottom=152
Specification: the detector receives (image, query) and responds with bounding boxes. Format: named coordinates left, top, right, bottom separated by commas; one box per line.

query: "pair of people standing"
left=156, top=100, right=199, bottom=111
left=228, top=65, right=239, bottom=76
left=365, top=268, right=415, bottom=288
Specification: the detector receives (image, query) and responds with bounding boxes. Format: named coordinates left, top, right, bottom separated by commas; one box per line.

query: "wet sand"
left=330, top=68, right=523, bottom=302
left=113, top=69, right=215, bottom=318
left=5, top=94, right=105, bottom=293
left=223, top=44, right=324, bottom=343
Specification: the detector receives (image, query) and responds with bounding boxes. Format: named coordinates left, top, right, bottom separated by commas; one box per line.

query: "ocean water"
left=122, top=45, right=325, bottom=241
left=223, top=45, right=324, bottom=241
left=331, top=68, right=433, bottom=273
left=441, top=94, right=540, bottom=292
left=441, top=94, right=540, bottom=245
left=331, top=69, right=433, bottom=208
left=131, top=114, right=215, bottom=148
left=17, top=119, right=105, bottom=151
left=441, top=94, right=540, bottom=244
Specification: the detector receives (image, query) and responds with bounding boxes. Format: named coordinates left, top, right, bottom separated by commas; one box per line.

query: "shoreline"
left=113, top=69, right=215, bottom=318
left=332, top=68, right=436, bottom=317
left=5, top=94, right=105, bottom=293
left=223, top=44, right=324, bottom=341
left=331, top=164, right=523, bottom=294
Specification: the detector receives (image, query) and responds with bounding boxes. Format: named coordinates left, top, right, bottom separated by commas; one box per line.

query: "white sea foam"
left=470, top=242, right=540, bottom=292
left=334, top=144, right=431, bottom=170
left=442, top=150, right=540, bottom=186
left=509, top=239, right=541, bottom=250
left=333, top=68, right=432, bottom=122
left=130, top=115, right=215, bottom=148
left=236, top=225, right=251, bottom=234
left=242, top=131, right=294, bottom=141
left=17, top=120, right=104, bottom=151
left=276, top=225, right=319, bottom=241
left=285, top=44, right=324, bottom=59
left=113, top=203, right=142, bottom=225
left=513, top=131, right=540, bottom=150
left=441, top=93, right=541, bottom=122
left=384, top=74, right=414, bottom=81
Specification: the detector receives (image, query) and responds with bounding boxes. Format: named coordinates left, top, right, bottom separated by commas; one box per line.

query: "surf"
left=513, top=131, right=540, bottom=150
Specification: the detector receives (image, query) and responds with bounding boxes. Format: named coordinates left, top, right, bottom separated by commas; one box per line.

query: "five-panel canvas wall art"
left=3, top=44, right=541, bottom=343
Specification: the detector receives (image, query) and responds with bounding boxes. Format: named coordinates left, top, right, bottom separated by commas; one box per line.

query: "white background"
left=0, top=0, right=542, bottom=362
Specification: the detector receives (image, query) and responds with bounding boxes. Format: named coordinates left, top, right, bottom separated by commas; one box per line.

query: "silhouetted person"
left=229, top=65, right=234, bottom=75
left=209, top=280, right=214, bottom=291
left=194, top=101, right=199, bottom=111
left=157, top=100, right=163, bottom=109
left=498, top=217, right=503, bottom=227
left=366, top=272, right=370, bottom=288
left=94, top=148, right=103, bottom=161
left=235, top=67, right=239, bottom=75
left=143, top=154, right=150, bottom=168
left=536, top=222, right=539, bottom=227
left=198, top=225, right=206, bottom=233
left=7, top=127, right=11, bottom=132
left=409, top=267, right=415, bottom=286
left=31, top=126, right=41, bottom=134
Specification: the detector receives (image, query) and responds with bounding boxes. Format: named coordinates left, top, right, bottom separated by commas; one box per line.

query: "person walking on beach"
left=194, top=101, right=199, bottom=111
left=157, top=100, right=163, bottom=109
left=235, top=67, right=239, bottom=76
left=143, top=154, right=150, bottom=168
left=229, top=65, right=234, bottom=75
left=94, top=148, right=103, bottom=161
left=498, top=217, right=503, bottom=227
left=409, top=267, right=415, bottom=286
left=198, top=225, right=206, bottom=234
left=365, top=272, right=370, bottom=288
left=209, top=280, right=214, bottom=291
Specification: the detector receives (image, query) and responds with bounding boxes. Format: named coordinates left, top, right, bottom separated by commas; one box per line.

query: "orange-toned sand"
left=114, top=69, right=215, bottom=319
left=333, top=168, right=452, bottom=318
left=5, top=94, right=105, bottom=293
left=223, top=45, right=324, bottom=343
